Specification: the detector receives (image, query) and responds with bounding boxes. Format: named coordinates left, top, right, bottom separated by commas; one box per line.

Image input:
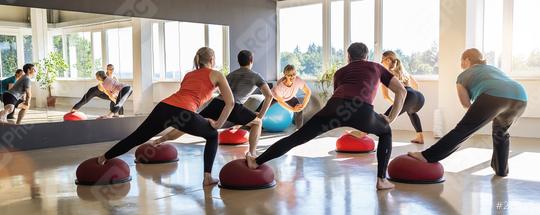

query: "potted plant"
left=36, top=52, right=68, bottom=107
left=317, top=63, right=340, bottom=103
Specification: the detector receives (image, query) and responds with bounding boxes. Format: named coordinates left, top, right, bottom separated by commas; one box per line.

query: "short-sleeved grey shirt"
left=217, top=67, right=266, bottom=104
left=6, top=75, right=31, bottom=100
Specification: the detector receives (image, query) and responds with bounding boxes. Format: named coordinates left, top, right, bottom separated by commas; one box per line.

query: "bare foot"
left=411, top=133, right=424, bottom=144
left=151, top=138, right=164, bottom=147
left=245, top=152, right=259, bottom=169
left=349, top=130, right=367, bottom=139
left=376, top=178, right=395, bottom=190
left=97, top=155, right=107, bottom=165
left=203, top=173, right=219, bottom=186
left=407, top=152, right=428, bottom=162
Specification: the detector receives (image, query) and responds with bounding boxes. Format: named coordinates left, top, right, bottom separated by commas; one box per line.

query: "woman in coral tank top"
left=96, top=47, right=234, bottom=185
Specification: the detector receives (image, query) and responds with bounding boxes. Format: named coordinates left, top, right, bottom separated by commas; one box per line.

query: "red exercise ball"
left=135, top=143, right=179, bottom=164
left=75, top=157, right=131, bottom=185
left=219, top=159, right=276, bottom=190
left=388, top=154, right=445, bottom=184
left=64, top=112, right=88, bottom=121
left=335, top=133, right=375, bottom=153
left=219, top=128, right=249, bottom=145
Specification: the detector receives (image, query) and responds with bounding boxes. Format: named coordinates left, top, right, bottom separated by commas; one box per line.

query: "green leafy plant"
left=36, top=52, right=68, bottom=97
left=317, top=63, right=340, bottom=102
left=220, top=64, right=230, bottom=76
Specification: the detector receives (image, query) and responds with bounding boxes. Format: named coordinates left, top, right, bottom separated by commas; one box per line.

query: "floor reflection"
left=1, top=130, right=540, bottom=214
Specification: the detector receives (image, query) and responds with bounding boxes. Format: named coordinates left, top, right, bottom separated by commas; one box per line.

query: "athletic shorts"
left=2, top=93, right=23, bottom=107
left=199, top=98, right=257, bottom=125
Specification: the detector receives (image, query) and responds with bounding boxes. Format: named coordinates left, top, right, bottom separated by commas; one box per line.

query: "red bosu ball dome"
left=135, top=143, right=179, bottom=164
left=64, top=112, right=88, bottom=121
left=219, top=129, right=249, bottom=145
left=219, top=159, right=276, bottom=190
left=336, top=133, right=376, bottom=153
left=388, top=154, right=445, bottom=184
left=75, top=157, right=131, bottom=185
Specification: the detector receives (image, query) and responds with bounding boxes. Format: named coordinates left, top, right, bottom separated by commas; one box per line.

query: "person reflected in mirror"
left=0, top=69, right=24, bottom=121
left=94, top=70, right=132, bottom=119
left=0, top=64, right=36, bottom=124
left=70, top=64, right=125, bottom=116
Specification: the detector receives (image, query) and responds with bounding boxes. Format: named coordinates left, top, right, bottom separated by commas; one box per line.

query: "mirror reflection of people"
left=95, top=71, right=133, bottom=119
left=0, top=69, right=24, bottom=121
left=380, top=51, right=425, bottom=144
left=152, top=50, right=274, bottom=156
left=96, top=47, right=234, bottom=186
left=70, top=64, right=124, bottom=116
left=246, top=43, right=407, bottom=190
left=0, top=64, right=36, bottom=124
left=409, top=48, right=528, bottom=177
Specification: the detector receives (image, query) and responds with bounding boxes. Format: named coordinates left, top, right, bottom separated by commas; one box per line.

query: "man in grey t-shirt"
left=153, top=50, right=274, bottom=155
left=1, top=64, right=36, bottom=124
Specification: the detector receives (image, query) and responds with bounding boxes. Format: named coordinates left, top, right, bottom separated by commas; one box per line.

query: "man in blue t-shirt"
left=0, top=69, right=24, bottom=120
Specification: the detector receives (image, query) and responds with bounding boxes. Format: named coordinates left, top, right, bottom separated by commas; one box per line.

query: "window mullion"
left=374, top=0, right=383, bottom=62
left=501, top=0, right=513, bottom=73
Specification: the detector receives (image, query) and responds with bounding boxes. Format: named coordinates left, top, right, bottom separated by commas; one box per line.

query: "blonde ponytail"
left=193, top=47, right=215, bottom=70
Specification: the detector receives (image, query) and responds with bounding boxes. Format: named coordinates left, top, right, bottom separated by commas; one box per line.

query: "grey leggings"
left=422, top=94, right=526, bottom=176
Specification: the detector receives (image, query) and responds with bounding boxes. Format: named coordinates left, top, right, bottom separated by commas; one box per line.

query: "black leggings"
left=422, top=94, right=526, bottom=176
left=104, top=102, right=219, bottom=173
left=110, top=86, right=132, bottom=114
left=384, top=86, right=425, bottom=132
left=255, top=97, right=393, bottom=178
left=73, top=86, right=124, bottom=115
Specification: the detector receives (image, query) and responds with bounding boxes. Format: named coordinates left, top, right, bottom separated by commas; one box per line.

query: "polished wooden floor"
left=1, top=129, right=539, bottom=215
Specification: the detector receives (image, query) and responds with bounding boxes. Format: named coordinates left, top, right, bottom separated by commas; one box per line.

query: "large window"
left=382, top=0, right=439, bottom=75
left=351, top=0, right=375, bottom=60
left=0, top=35, right=17, bottom=77
left=512, top=0, right=540, bottom=75
left=153, top=21, right=228, bottom=81
left=106, top=27, right=133, bottom=79
left=279, top=3, right=323, bottom=79
left=278, top=0, right=439, bottom=79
